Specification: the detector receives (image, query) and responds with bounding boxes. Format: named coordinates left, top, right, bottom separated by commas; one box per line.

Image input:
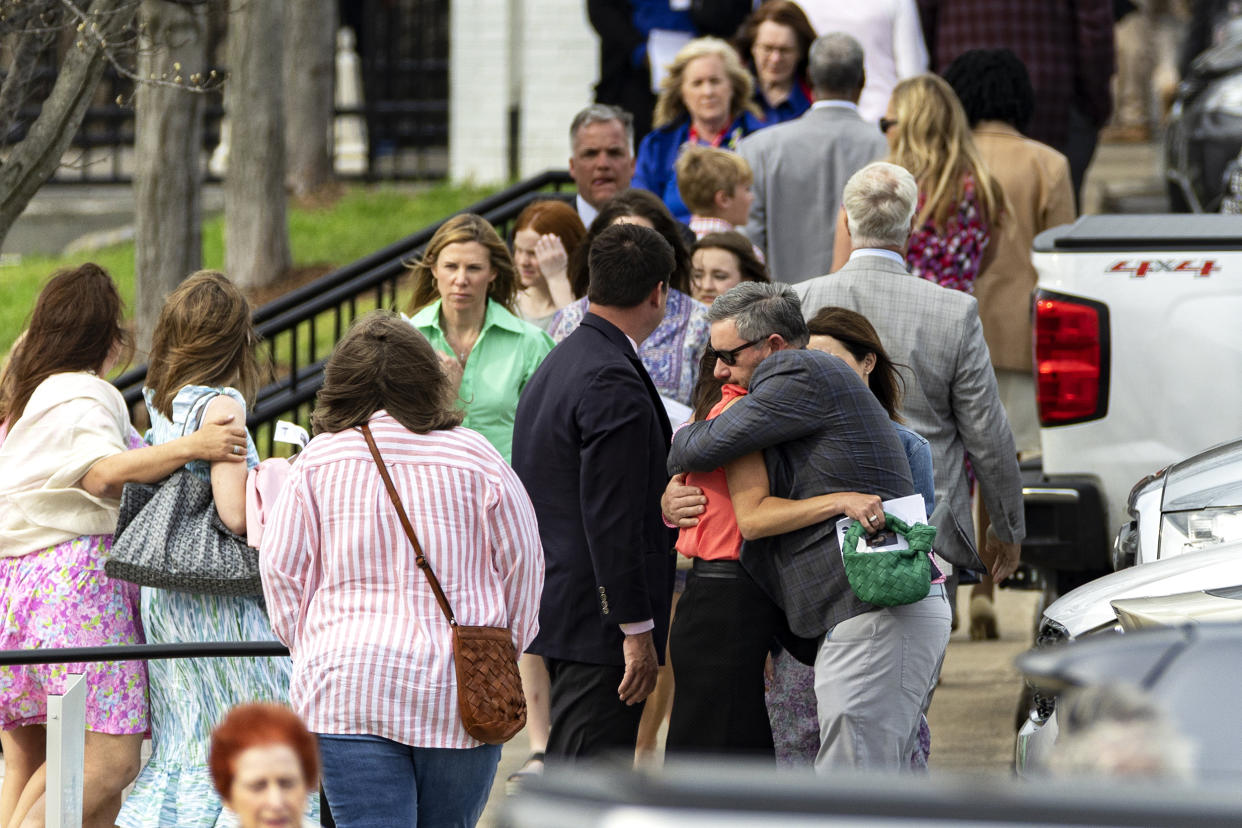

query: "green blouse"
left=409, top=299, right=554, bottom=462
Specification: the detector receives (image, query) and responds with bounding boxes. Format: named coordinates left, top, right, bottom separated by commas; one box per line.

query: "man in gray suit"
left=740, top=32, right=888, bottom=283
left=666, top=282, right=951, bottom=771
left=796, top=162, right=1025, bottom=585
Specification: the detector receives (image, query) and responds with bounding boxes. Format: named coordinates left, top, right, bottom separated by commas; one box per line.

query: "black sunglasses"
left=879, top=117, right=898, bottom=135
left=707, top=337, right=765, bottom=366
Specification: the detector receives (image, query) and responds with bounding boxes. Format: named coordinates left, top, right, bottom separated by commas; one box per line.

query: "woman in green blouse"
left=406, top=213, right=554, bottom=462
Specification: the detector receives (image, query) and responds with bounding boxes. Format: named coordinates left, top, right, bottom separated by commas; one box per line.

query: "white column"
left=516, top=0, right=598, bottom=177
left=449, top=0, right=515, bottom=183
left=46, top=673, right=87, bottom=828
left=334, top=26, right=369, bottom=175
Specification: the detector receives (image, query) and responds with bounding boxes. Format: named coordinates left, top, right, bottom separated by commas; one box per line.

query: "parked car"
left=1017, top=623, right=1242, bottom=784
left=1016, top=545, right=1242, bottom=774
left=1166, top=16, right=1242, bottom=213
left=501, top=754, right=1242, bottom=827
left=1022, top=215, right=1242, bottom=598
left=1111, top=584, right=1242, bottom=630
left=1113, top=437, right=1242, bottom=571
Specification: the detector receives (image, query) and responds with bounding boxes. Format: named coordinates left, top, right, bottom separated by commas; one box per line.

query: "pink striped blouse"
left=260, top=411, right=544, bottom=749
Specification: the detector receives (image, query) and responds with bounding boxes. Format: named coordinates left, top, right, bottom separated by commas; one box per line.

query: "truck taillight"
left=1033, top=290, right=1110, bottom=426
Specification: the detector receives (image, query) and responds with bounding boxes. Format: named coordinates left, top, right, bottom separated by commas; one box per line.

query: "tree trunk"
left=0, top=0, right=139, bottom=249
left=224, top=0, right=290, bottom=291
left=133, top=0, right=209, bottom=355
left=283, top=0, right=336, bottom=196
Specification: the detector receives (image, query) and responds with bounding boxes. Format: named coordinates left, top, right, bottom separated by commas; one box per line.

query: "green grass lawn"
left=0, top=181, right=496, bottom=352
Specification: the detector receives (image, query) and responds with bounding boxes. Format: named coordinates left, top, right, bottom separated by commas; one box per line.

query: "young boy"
left=675, top=145, right=755, bottom=239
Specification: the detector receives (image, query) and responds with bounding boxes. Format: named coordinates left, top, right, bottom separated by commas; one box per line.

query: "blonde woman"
left=633, top=37, right=767, bottom=223
left=831, top=73, right=1004, bottom=293
left=406, top=213, right=554, bottom=463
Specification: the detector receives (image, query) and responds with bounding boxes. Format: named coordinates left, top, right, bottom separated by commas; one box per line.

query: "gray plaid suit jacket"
left=795, top=253, right=1026, bottom=572
left=667, top=349, right=914, bottom=638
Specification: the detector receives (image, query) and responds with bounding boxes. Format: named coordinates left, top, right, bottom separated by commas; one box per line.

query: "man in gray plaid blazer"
left=666, top=282, right=952, bottom=771
left=796, top=162, right=1025, bottom=584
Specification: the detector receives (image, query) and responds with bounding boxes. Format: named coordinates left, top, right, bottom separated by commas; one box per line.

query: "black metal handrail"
left=0, top=642, right=290, bottom=666
left=114, top=169, right=574, bottom=454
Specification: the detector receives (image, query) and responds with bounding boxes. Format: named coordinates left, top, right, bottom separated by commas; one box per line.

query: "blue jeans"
left=317, top=734, right=501, bottom=827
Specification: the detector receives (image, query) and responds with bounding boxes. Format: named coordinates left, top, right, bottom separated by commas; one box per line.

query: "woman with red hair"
left=209, top=703, right=319, bottom=828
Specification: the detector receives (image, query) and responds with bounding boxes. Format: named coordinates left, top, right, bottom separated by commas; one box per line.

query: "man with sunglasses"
left=666, top=280, right=951, bottom=772
left=739, top=32, right=888, bottom=284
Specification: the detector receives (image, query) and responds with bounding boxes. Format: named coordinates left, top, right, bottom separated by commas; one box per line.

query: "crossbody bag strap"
left=359, top=422, right=458, bottom=627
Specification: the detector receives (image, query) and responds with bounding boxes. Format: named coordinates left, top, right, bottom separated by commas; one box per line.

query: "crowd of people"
left=0, top=2, right=1140, bottom=826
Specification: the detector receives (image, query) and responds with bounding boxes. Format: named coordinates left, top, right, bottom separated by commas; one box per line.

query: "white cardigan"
left=0, top=372, right=132, bottom=558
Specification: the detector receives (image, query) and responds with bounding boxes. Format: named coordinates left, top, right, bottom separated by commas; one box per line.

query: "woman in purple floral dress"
left=832, top=73, right=1003, bottom=294
left=0, top=264, right=247, bottom=828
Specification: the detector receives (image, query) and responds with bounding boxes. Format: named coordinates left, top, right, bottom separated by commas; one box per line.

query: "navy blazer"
left=512, top=313, right=676, bottom=667
left=667, top=349, right=913, bottom=638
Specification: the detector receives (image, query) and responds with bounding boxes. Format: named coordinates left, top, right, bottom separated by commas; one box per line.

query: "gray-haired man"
left=568, top=104, right=636, bottom=226
left=796, top=162, right=1025, bottom=588
left=739, top=33, right=888, bottom=282
left=665, top=282, right=952, bottom=771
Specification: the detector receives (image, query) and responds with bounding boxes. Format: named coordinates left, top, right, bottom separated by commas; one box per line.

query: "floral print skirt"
left=0, top=533, right=149, bottom=734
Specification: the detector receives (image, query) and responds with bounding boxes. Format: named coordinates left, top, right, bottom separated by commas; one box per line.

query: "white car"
left=1113, top=437, right=1242, bottom=570
left=1015, top=544, right=1242, bottom=775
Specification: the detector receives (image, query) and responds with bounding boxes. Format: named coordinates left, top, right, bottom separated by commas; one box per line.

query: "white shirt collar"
left=849, top=248, right=906, bottom=267
left=811, top=99, right=860, bottom=112
left=576, top=193, right=598, bottom=227
left=625, top=333, right=639, bottom=353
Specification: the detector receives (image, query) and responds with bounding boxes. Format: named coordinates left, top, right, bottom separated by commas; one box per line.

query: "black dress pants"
left=665, top=559, right=786, bottom=757
left=544, top=658, right=645, bottom=760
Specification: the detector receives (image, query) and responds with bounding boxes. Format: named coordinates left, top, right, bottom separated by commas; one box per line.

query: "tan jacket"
left=972, top=123, right=1076, bottom=372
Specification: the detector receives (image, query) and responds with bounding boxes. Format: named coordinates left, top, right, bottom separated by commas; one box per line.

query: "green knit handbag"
left=841, top=513, right=935, bottom=607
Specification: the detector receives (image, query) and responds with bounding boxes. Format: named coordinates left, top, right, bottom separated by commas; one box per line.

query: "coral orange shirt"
left=675, top=384, right=748, bottom=561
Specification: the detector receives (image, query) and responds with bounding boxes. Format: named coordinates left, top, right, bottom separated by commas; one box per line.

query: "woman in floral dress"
left=116, top=271, right=316, bottom=827
left=0, top=264, right=247, bottom=828
left=832, top=73, right=1004, bottom=293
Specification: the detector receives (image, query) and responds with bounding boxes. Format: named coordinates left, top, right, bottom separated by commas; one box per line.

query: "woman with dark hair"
left=511, top=199, right=588, bottom=331
left=634, top=37, right=767, bottom=222
left=260, top=310, right=543, bottom=826
left=763, top=304, right=940, bottom=768
left=551, top=188, right=709, bottom=407
left=734, top=1, right=819, bottom=125
left=690, top=231, right=770, bottom=305
left=0, top=264, right=246, bottom=828
left=117, top=270, right=311, bottom=828
left=406, top=213, right=554, bottom=462
left=943, top=48, right=1075, bottom=640
left=209, top=703, right=319, bottom=828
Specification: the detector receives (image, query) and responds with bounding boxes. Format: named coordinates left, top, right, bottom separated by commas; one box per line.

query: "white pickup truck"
left=1021, top=214, right=1242, bottom=593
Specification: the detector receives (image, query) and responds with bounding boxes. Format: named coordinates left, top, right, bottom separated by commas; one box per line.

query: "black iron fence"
left=4, top=0, right=449, bottom=184
left=112, top=170, right=574, bottom=455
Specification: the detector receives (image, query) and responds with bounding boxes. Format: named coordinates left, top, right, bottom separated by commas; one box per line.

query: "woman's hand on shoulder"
left=191, top=396, right=248, bottom=462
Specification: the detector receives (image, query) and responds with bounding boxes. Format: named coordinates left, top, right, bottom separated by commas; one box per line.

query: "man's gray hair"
left=707, top=282, right=809, bottom=349
left=569, top=104, right=635, bottom=154
left=842, top=162, right=919, bottom=249
left=808, top=33, right=865, bottom=96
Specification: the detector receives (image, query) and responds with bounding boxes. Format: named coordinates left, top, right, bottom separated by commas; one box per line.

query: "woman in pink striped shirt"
left=260, top=311, right=544, bottom=827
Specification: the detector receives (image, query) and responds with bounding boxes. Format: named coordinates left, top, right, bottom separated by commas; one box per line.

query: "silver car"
left=1113, top=437, right=1242, bottom=571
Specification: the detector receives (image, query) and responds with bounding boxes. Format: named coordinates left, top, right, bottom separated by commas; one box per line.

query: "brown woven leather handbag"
left=361, top=424, right=527, bottom=745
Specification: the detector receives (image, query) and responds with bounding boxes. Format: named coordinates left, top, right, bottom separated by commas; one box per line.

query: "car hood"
left=1162, top=437, right=1242, bottom=511
left=1045, top=544, right=1242, bottom=637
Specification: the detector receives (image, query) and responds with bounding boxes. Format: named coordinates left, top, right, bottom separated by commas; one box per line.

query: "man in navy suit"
left=512, top=223, right=677, bottom=759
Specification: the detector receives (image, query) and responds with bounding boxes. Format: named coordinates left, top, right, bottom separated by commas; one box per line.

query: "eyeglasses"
left=707, top=337, right=766, bottom=366
left=879, top=118, right=898, bottom=135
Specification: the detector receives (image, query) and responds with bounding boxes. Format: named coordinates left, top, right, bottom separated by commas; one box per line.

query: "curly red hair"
left=209, top=703, right=319, bottom=797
